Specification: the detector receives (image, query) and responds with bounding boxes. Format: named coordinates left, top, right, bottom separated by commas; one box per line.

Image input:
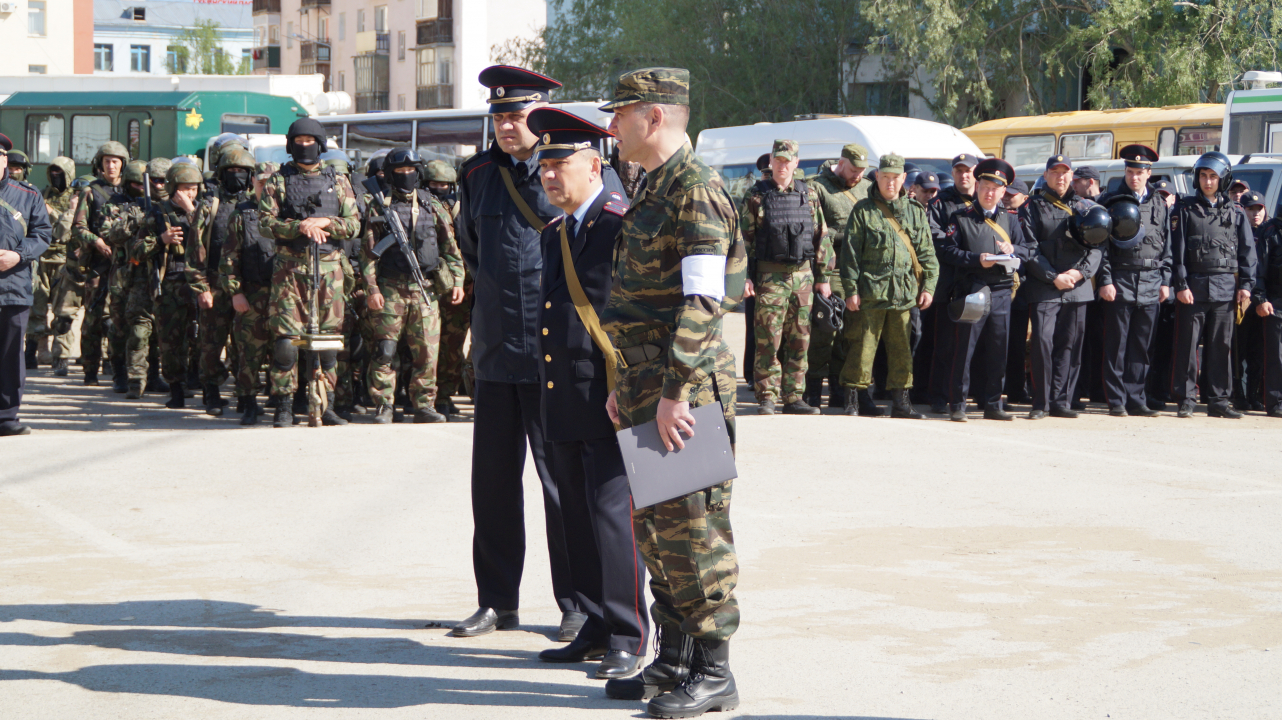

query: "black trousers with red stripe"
left=1101, top=301, right=1159, bottom=410
left=548, top=436, right=648, bottom=653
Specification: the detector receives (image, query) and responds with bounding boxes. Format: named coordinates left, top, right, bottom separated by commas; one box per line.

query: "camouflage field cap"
left=879, top=153, right=905, bottom=174
left=771, top=139, right=799, bottom=161
left=841, top=143, right=870, bottom=168
left=254, top=161, right=279, bottom=177
left=424, top=159, right=457, bottom=184
left=599, top=67, right=690, bottom=112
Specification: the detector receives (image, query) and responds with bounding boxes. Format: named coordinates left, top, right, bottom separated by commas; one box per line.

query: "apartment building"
left=94, top=0, right=253, bottom=77
left=0, top=0, right=92, bottom=75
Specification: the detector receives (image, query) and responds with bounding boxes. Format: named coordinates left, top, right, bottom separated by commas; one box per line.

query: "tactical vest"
left=1182, top=195, right=1239, bottom=274
left=755, top=179, right=815, bottom=264
left=1028, top=190, right=1093, bottom=273
left=236, top=201, right=276, bottom=287
left=279, top=164, right=341, bottom=253
left=956, top=207, right=1015, bottom=287
left=377, top=189, right=439, bottom=278
left=207, top=192, right=239, bottom=277
left=86, top=180, right=121, bottom=236
left=1109, top=191, right=1168, bottom=272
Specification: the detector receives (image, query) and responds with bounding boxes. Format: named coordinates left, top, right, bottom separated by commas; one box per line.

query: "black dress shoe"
left=1108, top=404, right=1128, bottom=417
left=949, top=403, right=967, bottom=422
left=983, top=404, right=1013, bottom=421
left=1027, top=409, right=1047, bottom=420
left=596, top=649, right=643, bottom=679
left=1177, top=402, right=1195, bottom=418
left=1127, top=403, right=1158, bottom=417
left=538, top=634, right=607, bottom=663
left=1050, top=406, right=1079, bottom=419
left=559, top=610, right=588, bottom=642
left=1208, top=402, right=1243, bottom=419
left=0, top=421, right=31, bottom=436
left=1070, top=400, right=1087, bottom=411
left=452, top=607, right=518, bottom=637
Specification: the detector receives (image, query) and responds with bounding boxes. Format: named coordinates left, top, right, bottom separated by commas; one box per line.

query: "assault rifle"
left=361, top=176, right=433, bottom=306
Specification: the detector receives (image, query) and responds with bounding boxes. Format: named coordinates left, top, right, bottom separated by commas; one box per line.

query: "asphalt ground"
left=3, top=316, right=1280, bottom=719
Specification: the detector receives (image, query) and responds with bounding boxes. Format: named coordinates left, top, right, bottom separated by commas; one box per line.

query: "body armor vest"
left=280, top=164, right=341, bottom=253
left=236, top=201, right=276, bottom=287
left=1182, top=196, right=1239, bottom=274
left=755, top=179, right=815, bottom=264
left=86, top=180, right=120, bottom=236
left=1109, top=191, right=1167, bottom=271
left=207, top=192, right=239, bottom=277
left=378, top=189, right=439, bottom=278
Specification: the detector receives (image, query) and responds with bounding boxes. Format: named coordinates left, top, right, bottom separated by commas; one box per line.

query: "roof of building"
left=95, top=0, right=251, bottom=32
left=4, top=91, right=201, bottom=108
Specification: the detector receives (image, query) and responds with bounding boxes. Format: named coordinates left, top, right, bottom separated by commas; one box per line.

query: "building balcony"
left=252, top=0, right=280, bottom=14
left=251, top=46, right=280, bottom=71
left=416, top=84, right=453, bottom=110
left=355, top=92, right=389, bottom=113
left=299, top=62, right=331, bottom=90
left=416, top=18, right=452, bottom=46
left=300, top=40, right=331, bottom=62
left=300, top=0, right=330, bottom=9
left=355, top=31, right=390, bottom=55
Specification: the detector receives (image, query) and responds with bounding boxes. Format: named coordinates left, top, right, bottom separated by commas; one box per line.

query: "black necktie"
left=565, top=216, right=578, bottom=240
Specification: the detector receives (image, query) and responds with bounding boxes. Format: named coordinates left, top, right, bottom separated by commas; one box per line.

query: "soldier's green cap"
left=841, top=143, right=870, bottom=168
left=599, top=67, right=690, bottom=112
left=425, top=159, right=457, bottom=184
left=878, top=153, right=906, bottom=174
left=771, top=139, right=799, bottom=161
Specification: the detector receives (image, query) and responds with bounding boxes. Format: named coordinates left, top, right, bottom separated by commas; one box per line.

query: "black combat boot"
left=125, top=380, right=143, bottom=400
left=83, top=361, right=99, bottom=386
left=413, top=406, right=448, bottom=423
left=320, top=391, right=348, bottom=426
left=801, top=377, right=823, bottom=408
left=605, top=624, right=692, bottom=701
left=111, top=357, right=128, bottom=393
left=435, top=398, right=459, bottom=416
left=371, top=405, right=394, bottom=424
left=24, top=338, right=37, bottom=368
left=781, top=398, right=820, bottom=415
left=145, top=358, right=168, bottom=392
left=890, top=389, right=924, bottom=419
left=273, top=395, right=294, bottom=427
left=646, top=637, right=738, bottom=719
left=165, top=383, right=185, bottom=409
left=856, top=388, right=884, bottom=417
left=204, top=383, right=228, bottom=417
left=239, top=396, right=260, bottom=426
left=52, top=358, right=69, bottom=377
left=827, top=376, right=846, bottom=409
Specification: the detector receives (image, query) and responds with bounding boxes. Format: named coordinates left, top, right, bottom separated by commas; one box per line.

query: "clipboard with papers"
left=616, top=402, right=738, bottom=507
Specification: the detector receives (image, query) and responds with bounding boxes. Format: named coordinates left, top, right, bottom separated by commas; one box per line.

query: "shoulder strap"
left=1039, top=189, right=1072, bottom=214
left=499, top=166, right=546, bottom=232
left=559, top=220, right=626, bottom=394
left=0, top=196, right=28, bottom=236
left=875, top=198, right=922, bottom=285
left=982, top=211, right=1012, bottom=246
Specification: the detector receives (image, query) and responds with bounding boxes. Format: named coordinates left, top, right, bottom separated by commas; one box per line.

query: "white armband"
left=680, top=254, right=727, bottom=300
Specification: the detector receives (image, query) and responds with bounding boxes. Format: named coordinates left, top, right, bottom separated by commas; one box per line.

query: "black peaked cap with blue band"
left=479, top=65, right=562, bottom=115
left=527, top=108, right=614, bottom=161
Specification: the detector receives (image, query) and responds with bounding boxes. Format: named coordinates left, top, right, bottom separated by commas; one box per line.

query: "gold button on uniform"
left=544, top=354, right=551, bottom=362
left=547, top=381, right=554, bottom=389
left=545, top=302, right=551, bottom=309
left=542, top=328, right=548, bottom=336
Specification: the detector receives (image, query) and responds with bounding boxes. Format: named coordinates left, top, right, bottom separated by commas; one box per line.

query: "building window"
left=337, top=71, right=344, bottom=92
left=130, top=45, right=151, bottom=73
left=375, top=5, right=387, bottom=33
left=25, top=114, right=63, bottom=163
left=319, top=17, right=328, bottom=41
left=242, top=48, right=252, bottom=69
left=286, top=22, right=293, bottom=48
left=28, top=1, right=46, bottom=37
left=397, top=94, right=405, bottom=111
left=71, top=115, right=111, bottom=163
left=167, top=46, right=188, bottom=73
left=131, top=7, right=145, bottom=21
left=269, top=25, right=279, bottom=44
left=396, top=31, right=404, bottom=61
left=417, top=47, right=434, bottom=86
left=437, top=46, right=452, bottom=85
left=847, top=81, right=909, bottom=116
left=94, top=44, right=113, bottom=72
left=337, top=13, right=345, bottom=40
left=28, top=65, right=47, bottom=74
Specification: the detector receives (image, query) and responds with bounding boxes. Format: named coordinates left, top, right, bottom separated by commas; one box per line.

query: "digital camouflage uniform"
left=257, top=162, right=362, bottom=396
left=808, top=146, right=872, bottom=384
left=70, top=150, right=131, bottom=377
left=740, top=140, right=831, bottom=404
left=220, top=174, right=283, bottom=400
left=29, top=157, right=79, bottom=360
left=360, top=189, right=464, bottom=411
left=600, top=101, right=745, bottom=640
left=841, top=170, right=939, bottom=391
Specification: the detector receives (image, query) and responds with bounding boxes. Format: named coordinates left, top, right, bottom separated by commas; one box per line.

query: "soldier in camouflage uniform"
left=739, top=139, right=831, bottom=415
left=69, top=141, right=131, bottom=386
left=840, top=153, right=939, bottom=418
left=258, top=117, right=361, bottom=428
left=360, top=149, right=465, bottom=424
left=805, top=143, right=872, bottom=408
left=600, top=67, right=743, bottom=718
left=424, top=158, right=470, bottom=414
left=7, top=150, right=31, bottom=184
left=27, top=156, right=78, bottom=370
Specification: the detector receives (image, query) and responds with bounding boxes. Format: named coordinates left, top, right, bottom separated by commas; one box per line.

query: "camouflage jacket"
left=257, top=161, right=361, bottom=252
left=131, top=198, right=211, bottom=289
left=843, top=194, right=939, bottom=310
left=185, top=190, right=243, bottom=295
left=602, top=144, right=748, bottom=402
left=40, top=185, right=78, bottom=264
left=739, top=178, right=832, bottom=283
left=71, top=178, right=129, bottom=268
left=360, top=188, right=465, bottom=296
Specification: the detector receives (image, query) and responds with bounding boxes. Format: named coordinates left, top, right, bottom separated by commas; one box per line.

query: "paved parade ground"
left=3, top=322, right=1282, bottom=720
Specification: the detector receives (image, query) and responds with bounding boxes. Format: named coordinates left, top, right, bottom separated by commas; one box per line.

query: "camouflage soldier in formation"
left=740, top=139, right=831, bottom=414
left=360, top=149, right=465, bottom=424
left=600, top=67, right=744, bottom=718
left=840, top=153, right=938, bottom=418
left=6, top=150, right=31, bottom=184
left=26, top=156, right=79, bottom=371
left=805, top=142, right=872, bottom=408
left=258, top=117, right=361, bottom=428
left=424, top=158, right=470, bottom=414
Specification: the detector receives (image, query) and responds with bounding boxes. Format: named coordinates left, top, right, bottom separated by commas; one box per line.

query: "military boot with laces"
left=646, top=637, right=738, bottom=719
left=605, top=624, right=692, bottom=701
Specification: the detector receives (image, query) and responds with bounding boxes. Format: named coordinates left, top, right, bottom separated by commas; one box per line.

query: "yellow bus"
left=962, top=104, right=1224, bottom=167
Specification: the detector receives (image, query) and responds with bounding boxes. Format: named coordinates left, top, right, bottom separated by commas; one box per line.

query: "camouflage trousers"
left=79, top=276, right=109, bottom=370
left=753, top=266, right=813, bottom=403
left=231, top=284, right=278, bottom=398
left=807, top=286, right=848, bottom=381
left=198, top=282, right=235, bottom=386
left=365, top=277, right=440, bottom=410
left=106, top=267, right=129, bottom=367
left=123, top=277, right=155, bottom=381
left=27, top=261, right=77, bottom=360
left=841, top=306, right=914, bottom=390
left=437, top=284, right=472, bottom=398
left=269, top=250, right=345, bottom=395
left=152, top=276, right=196, bottom=384
left=615, top=355, right=739, bottom=641
left=49, top=265, right=85, bottom=360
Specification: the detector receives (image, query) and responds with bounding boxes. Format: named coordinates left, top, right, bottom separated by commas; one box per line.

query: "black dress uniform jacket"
left=538, top=188, right=628, bottom=443
left=1253, top=218, right=1282, bottom=303
left=938, top=203, right=1032, bottom=294
left=457, top=142, right=625, bottom=384
left=1018, top=189, right=1102, bottom=304
left=1097, top=186, right=1171, bottom=304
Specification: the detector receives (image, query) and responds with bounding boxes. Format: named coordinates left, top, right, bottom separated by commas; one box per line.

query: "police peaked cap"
left=974, top=158, right=1015, bottom=187
left=527, top=108, right=614, bottom=161
left=286, top=117, right=328, bottom=154
left=1119, top=144, right=1158, bottom=168
left=479, top=65, right=561, bottom=114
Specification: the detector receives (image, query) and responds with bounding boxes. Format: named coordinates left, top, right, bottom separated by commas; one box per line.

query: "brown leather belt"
left=619, top=343, right=665, bottom=365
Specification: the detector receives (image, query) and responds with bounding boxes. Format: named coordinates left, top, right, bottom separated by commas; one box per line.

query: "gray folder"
left=617, top=402, right=738, bottom=507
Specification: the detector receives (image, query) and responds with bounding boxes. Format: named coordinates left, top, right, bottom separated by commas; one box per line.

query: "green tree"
left=168, top=19, right=249, bottom=75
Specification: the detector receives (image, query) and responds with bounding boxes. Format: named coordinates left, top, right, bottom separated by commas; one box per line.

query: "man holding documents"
left=1018, top=155, right=1103, bottom=419
left=527, top=108, right=647, bottom=680
left=600, top=67, right=745, bottom=718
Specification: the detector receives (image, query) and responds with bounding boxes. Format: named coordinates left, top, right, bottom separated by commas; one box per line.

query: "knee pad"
left=318, top=349, right=339, bottom=372
left=372, top=339, right=397, bottom=366
left=272, top=337, right=298, bottom=372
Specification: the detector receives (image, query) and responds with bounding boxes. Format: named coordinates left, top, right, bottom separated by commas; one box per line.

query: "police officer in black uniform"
left=453, top=65, right=626, bottom=639
left=927, top=153, right=980, bottom=414
left=938, top=158, right=1031, bottom=421
left=1251, top=197, right=1282, bottom=417
left=1236, top=191, right=1273, bottom=409
left=1170, top=151, right=1257, bottom=418
left=524, top=107, right=647, bottom=680
left=1096, top=144, right=1170, bottom=417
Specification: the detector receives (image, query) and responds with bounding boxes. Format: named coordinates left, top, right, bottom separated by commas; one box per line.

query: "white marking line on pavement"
left=4, top=485, right=144, bottom=561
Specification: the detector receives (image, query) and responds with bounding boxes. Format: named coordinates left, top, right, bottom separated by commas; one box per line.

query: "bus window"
left=1158, top=128, right=1176, bottom=156
left=25, top=113, right=64, bottom=163
left=1177, top=127, right=1221, bottom=155
left=127, top=119, right=141, bottom=160
left=222, top=114, right=271, bottom=135
left=342, top=119, right=413, bottom=157
left=71, top=114, right=111, bottom=164
left=415, top=116, right=484, bottom=164
left=1002, top=135, right=1054, bottom=167
left=1059, top=132, right=1112, bottom=161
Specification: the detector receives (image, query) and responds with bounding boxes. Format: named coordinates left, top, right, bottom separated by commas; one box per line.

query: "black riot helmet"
left=384, top=148, right=424, bottom=192
left=1193, top=151, right=1233, bottom=194
left=1069, top=204, right=1113, bottom=248
left=1104, top=194, right=1145, bottom=250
